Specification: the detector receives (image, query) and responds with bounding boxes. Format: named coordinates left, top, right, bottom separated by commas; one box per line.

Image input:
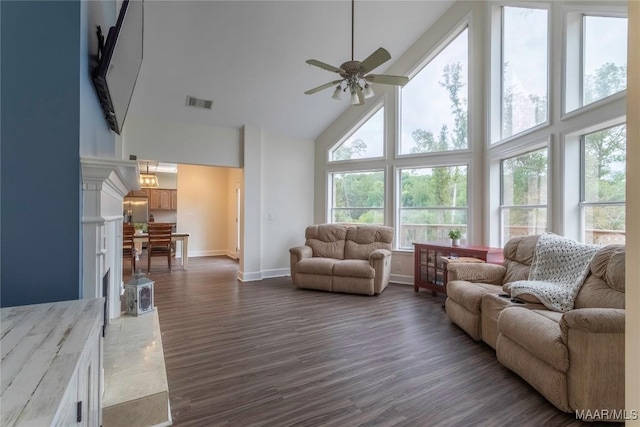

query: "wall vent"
left=186, top=95, right=213, bottom=110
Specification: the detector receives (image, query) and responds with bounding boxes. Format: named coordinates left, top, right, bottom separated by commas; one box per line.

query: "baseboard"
left=187, top=250, right=229, bottom=258
left=261, top=268, right=290, bottom=279
left=237, top=268, right=291, bottom=282
left=237, top=271, right=262, bottom=282
left=224, top=250, right=238, bottom=260
left=390, top=274, right=413, bottom=285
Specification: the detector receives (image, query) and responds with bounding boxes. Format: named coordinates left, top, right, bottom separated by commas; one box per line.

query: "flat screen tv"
left=93, top=0, right=144, bottom=135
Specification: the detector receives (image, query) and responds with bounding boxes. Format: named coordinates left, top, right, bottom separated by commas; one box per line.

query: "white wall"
left=261, top=130, right=315, bottom=277
left=176, top=164, right=229, bottom=257
left=124, top=115, right=242, bottom=167
left=155, top=172, right=177, bottom=189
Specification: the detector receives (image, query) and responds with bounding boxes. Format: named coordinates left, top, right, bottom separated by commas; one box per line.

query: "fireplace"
left=103, top=269, right=110, bottom=336
left=81, top=157, right=139, bottom=321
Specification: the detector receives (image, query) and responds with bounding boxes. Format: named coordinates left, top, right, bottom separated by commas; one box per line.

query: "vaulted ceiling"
left=128, top=0, right=454, bottom=141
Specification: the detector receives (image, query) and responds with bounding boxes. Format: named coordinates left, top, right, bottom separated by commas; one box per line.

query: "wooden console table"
left=413, top=242, right=503, bottom=295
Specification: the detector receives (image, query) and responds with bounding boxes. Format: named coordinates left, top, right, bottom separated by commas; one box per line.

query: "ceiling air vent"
left=186, top=95, right=213, bottom=110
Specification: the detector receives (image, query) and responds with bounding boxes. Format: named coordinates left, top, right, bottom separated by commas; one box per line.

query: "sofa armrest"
left=369, top=249, right=392, bottom=294
left=369, top=248, right=391, bottom=262
left=560, top=308, right=625, bottom=415
left=446, top=263, right=506, bottom=285
left=289, top=246, right=312, bottom=285
left=560, top=308, right=625, bottom=335
left=290, top=245, right=312, bottom=260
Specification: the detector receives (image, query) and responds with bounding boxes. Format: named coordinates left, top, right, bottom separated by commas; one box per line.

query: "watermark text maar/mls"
left=575, top=409, right=638, bottom=421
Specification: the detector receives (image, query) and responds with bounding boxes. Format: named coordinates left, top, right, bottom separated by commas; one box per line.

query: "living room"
left=1, top=0, right=639, bottom=425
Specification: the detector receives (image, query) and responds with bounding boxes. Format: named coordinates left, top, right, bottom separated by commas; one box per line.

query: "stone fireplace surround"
left=81, top=157, right=139, bottom=321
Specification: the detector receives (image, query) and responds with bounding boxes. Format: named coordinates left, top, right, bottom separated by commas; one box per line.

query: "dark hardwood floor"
left=124, top=256, right=617, bottom=427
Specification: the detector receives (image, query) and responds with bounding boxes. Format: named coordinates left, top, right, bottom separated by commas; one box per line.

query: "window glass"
left=501, top=148, right=548, bottom=244
left=330, top=108, right=384, bottom=161
left=582, top=124, right=626, bottom=244
left=583, top=16, right=628, bottom=106
left=331, top=171, right=384, bottom=224
left=501, top=7, right=548, bottom=139
left=400, top=29, right=468, bottom=155
left=398, top=166, right=467, bottom=248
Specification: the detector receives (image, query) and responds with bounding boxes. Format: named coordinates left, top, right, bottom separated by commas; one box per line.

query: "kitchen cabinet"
left=0, top=299, right=104, bottom=426
left=171, top=189, right=178, bottom=210
left=147, top=189, right=177, bottom=211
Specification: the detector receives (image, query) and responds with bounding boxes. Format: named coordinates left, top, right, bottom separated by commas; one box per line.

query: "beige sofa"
left=445, top=235, right=625, bottom=421
left=289, top=224, right=393, bottom=295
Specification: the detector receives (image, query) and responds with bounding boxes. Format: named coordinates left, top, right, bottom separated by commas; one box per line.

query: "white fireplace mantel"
left=81, top=157, right=139, bottom=320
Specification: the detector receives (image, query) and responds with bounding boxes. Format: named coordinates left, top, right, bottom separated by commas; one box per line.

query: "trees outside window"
left=330, top=108, right=384, bottom=161
left=501, top=7, right=548, bottom=139
left=583, top=16, right=627, bottom=106
left=331, top=171, right=384, bottom=224
left=398, top=166, right=468, bottom=248
left=581, top=124, right=626, bottom=244
left=400, top=28, right=468, bottom=155
left=500, top=148, right=548, bottom=245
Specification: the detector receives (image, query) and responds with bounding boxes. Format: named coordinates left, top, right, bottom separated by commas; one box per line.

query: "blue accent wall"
left=1, top=1, right=83, bottom=306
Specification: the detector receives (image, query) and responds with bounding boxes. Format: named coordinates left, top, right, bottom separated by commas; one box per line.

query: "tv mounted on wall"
left=93, top=0, right=144, bottom=135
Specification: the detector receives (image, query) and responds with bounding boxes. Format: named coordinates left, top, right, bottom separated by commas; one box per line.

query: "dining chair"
left=123, top=223, right=137, bottom=275
left=147, top=223, right=173, bottom=272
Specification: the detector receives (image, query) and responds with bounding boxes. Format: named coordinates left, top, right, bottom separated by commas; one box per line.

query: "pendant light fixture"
left=139, top=161, right=159, bottom=188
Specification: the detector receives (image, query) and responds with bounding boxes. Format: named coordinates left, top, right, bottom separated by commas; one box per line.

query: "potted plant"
left=448, top=229, right=462, bottom=246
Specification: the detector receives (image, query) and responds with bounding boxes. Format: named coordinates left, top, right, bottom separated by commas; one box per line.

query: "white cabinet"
left=0, top=299, right=104, bottom=427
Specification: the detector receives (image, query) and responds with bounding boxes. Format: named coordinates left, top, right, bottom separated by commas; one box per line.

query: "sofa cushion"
left=502, top=235, right=539, bottom=284
left=498, top=307, right=568, bottom=372
left=333, top=259, right=375, bottom=279
left=574, top=245, right=625, bottom=309
left=446, top=281, right=502, bottom=315
left=344, top=225, right=393, bottom=260
left=305, top=224, right=347, bottom=259
left=296, top=258, right=337, bottom=275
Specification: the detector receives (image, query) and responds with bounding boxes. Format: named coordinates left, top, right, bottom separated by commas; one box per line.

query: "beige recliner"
left=444, top=235, right=625, bottom=421
left=289, top=224, right=393, bottom=295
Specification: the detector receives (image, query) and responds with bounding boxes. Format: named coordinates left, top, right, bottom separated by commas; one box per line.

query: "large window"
left=398, top=165, right=468, bottom=249
left=500, top=148, right=548, bottom=245
left=501, top=7, right=548, bottom=139
left=331, top=171, right=384, bottom=224
left=330, top=107, right=384, bottom=162
left=400, top=28, right=468, bottom=155
left=566, top=14, right=628, bottom=112
left=581, top=124, right=626, bottom=244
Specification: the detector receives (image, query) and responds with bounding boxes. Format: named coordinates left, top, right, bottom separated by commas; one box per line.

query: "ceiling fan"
left=304, top=0, right=409, bottom=105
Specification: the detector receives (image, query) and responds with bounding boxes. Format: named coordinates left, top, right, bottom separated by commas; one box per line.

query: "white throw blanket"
left=509, top=233, right=601, bottom=312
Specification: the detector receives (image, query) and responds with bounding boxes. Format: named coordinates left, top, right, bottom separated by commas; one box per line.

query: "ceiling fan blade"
left=356, top=85, right=365, bottom=105
left=306, top=59, right=344, bottom=74
left=358, top=47, right=391, bottom=74
left=304, top=80, right=343, bottom=95
left=365, top=74, right=409, bottom=87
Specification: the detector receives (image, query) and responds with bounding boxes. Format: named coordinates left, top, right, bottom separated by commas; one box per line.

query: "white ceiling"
left=128, top=0, right=454, bottom=142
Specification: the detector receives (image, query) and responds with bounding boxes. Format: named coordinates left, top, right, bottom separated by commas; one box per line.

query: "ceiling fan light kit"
left=304, top=0, right=408, bottom=106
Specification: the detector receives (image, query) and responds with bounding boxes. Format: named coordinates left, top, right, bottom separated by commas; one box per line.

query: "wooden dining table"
left=133, top=232, right=190, bottom=269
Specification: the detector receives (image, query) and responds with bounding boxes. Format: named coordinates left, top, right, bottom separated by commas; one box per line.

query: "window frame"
left=578, top=122, right=626, bottom=243
left=327, top=102, right=386, bottom=164
left=498, top=144, right=550, bottom=246
left=563, top=6, right=628, bottom=116
left=397, top=23, right=471, bottom=158
left=490, top=3, right=551, bottom=146
left=328, top=169, right=386, bottom=225
left=396, top=163, right=470, bottom=250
